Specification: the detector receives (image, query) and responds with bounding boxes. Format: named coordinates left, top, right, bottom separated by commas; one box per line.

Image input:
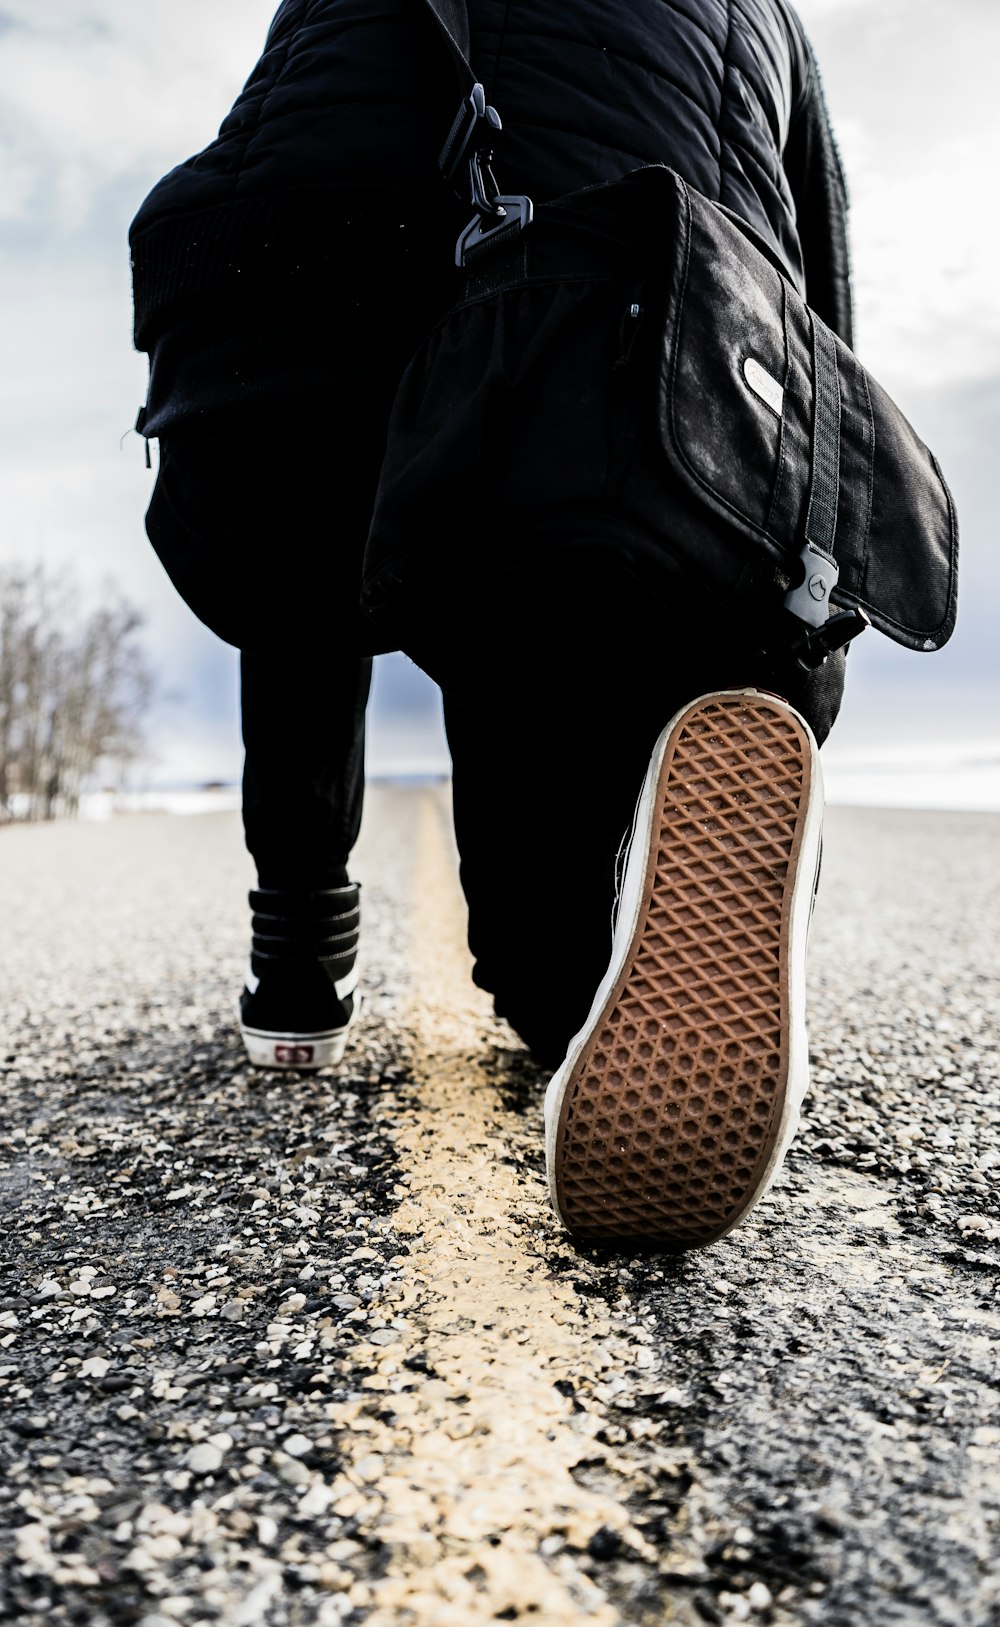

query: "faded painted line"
left=326, top=789, right=680, bottom=1623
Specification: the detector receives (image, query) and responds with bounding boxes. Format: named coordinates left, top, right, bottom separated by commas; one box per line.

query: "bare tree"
left=0, top=564, right=153, bottom=822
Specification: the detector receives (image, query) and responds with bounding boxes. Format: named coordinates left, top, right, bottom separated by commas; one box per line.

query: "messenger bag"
left=361, top=0, right=958, bottom=669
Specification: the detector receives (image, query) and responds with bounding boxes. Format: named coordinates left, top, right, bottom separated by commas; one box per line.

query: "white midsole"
left=237, top=992, right=361, bottom=1072
left=543, top=688, right=823, bottom=1239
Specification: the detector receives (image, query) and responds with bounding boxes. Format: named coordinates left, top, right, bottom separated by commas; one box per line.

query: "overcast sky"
left=0, top=0, right=996, bottom=784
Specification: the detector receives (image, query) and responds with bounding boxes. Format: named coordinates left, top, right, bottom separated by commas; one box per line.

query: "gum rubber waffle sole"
left=545, top=689, right=822, bottom=1250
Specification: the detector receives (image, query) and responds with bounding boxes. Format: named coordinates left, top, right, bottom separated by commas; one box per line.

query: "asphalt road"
left=1, top=789, right=998, bottom=1625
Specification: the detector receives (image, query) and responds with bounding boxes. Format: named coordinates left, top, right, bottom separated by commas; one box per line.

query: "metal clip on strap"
left=439, top=82, right=533, bottom=268
left=439, top=83, right=499, bottom=189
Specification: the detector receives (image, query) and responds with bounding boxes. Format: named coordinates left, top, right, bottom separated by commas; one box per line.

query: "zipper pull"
left=614, top=297, right=645, bottom=370
left=135, top=404, right=151, bottom=468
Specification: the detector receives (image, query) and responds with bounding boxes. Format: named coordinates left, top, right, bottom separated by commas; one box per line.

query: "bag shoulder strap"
left=418, top=0, right=475, bottom=91
left=416, top=0, right=533, bottom=263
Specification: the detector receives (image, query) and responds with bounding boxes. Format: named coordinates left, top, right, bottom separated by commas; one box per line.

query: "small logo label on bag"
left=808, top=574, right=829, bottom=601
left=275, top=1044, right=315, bottom=1065
left=743, top=357, right=784, bottom=417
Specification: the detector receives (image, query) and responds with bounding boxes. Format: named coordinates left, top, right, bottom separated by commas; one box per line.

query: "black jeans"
left=144, top=293, right=844, bottom=1063
left=240, top=646, right=371, bottom=892
left=414, top=552, right=843, bottom=1063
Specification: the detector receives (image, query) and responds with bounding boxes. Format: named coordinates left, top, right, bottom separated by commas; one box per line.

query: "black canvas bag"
left=361, top=0, right=958, bottom=666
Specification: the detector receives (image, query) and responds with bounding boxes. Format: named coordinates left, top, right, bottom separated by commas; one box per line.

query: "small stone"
left=55, top=1565, right=101, bottom=1587
left=274, top=1453, right=311, bottom=1487
left=300, top=1479, right=335, bottom=1517
left=655, top=1387, right=691, bottom=1408
left=186, top=1443, right=224, bottom=1475
left=353, top=1453, right=384, bottom=1485
left=101, top=1374, right=135, bottom=1394
left=319, top=1561, right=351, bottom=1590
left=79, top=1356, right=111, bottom=1380
left=144, top=1534, right=183, bottom=1561
left=586, top=1526, right=622, bottom=1561
left=13, top=1415, right=48, bottom=1438
left=282, top=1433, right=313, bottom=1458
left=748, top=1582, right=773, bottom=1612
left=717, top=1594, right=751, bottom=1622
left=16, top=1524, right=50, bottom=1563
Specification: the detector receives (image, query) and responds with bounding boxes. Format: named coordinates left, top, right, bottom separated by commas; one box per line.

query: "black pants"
left=144, top=283, right=844, bottom=1063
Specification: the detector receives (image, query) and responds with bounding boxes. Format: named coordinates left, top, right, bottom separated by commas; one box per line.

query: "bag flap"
left=656, top=174, right=959, bottom=652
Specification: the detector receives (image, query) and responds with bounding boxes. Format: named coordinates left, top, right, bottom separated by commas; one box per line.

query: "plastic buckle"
left=786, top=607, right=870, bottom=671
left=456, top=192, right=533, bottom=267
left=784, top=539, right=839, bottom=628
left=778, top=538, right=868, bottom=669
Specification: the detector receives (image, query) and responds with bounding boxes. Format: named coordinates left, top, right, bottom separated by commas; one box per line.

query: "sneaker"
left=238, top=884, right=361, bottom=1071
left=544, top=689, right=822, bottom=1249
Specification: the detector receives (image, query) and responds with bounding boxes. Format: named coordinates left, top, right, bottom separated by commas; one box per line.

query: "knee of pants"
left=770, top=647, right=847, bottom=746
left=145, top=433, right=374, bottom=654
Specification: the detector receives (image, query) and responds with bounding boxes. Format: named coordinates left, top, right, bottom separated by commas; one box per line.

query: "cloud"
left=0, top=1, right=276, bottom=229
left=796, top=0, right=1000, bottom=392
left=0, top=0, right=996, bottom=786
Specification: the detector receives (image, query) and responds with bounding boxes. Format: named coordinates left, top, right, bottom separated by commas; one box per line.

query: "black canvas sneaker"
left=238, top=884, right=361, bottom=1071
left=545, top=689, right=822, bottom=1249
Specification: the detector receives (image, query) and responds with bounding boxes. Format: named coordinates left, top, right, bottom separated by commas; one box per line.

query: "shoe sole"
left=544, top=689, right=822, bottom=1249
left=239, top=994, right=361, bottom=1073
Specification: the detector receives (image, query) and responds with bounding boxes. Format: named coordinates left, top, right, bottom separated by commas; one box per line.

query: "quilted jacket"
left=130, top=0, right=852, bottom=351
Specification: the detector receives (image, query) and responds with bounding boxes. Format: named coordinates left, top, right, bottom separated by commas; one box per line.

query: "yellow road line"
left=328, top=788, right=667, bottom=1623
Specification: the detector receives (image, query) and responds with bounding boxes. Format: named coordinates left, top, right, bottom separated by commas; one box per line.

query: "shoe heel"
left=240, top=1028, right=350, bottom=1072
left=239, top=993, right=361, bottom=1074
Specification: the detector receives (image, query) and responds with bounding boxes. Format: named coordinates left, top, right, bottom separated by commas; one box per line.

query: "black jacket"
left=130, top=0, right=852, bottom=353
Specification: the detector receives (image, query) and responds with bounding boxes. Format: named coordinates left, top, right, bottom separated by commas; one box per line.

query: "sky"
left=0, top=0, right=997, bottom=789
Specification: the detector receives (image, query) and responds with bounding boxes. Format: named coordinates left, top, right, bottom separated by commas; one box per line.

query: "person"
left=130, top=0, right=852, bottom=1248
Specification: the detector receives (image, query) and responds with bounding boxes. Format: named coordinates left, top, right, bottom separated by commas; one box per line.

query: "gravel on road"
left=0, top=790, right=998, bottom=1626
